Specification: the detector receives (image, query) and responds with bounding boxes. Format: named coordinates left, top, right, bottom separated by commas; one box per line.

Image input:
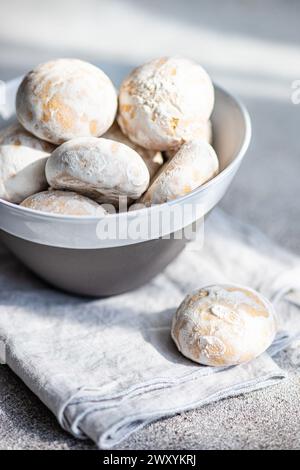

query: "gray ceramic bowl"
left=0, top=84, right=251, bottom=296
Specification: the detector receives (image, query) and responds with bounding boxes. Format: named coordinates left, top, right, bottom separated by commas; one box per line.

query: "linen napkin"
left=0, top=209, right=299, bottom=449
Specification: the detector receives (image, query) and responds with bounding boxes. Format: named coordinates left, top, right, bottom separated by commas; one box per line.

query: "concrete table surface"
left=0, top=0, right=299, bottom=450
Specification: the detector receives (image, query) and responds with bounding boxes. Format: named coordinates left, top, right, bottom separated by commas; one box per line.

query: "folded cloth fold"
left=0, top=209, right=299, bottom=449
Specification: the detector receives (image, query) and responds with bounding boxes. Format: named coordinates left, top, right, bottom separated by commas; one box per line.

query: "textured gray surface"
left=0, top=0, right=300, bottom=450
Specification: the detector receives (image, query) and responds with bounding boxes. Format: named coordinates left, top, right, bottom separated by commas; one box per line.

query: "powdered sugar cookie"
left=171, top=285, right=277, bottom=366
left=141, top=139, right=219, bottom=205
left=118, top=57, right=214, bottom=150
left=16, top=59, right=117, bottom=145
left=0, top=122, right=54, bottom=203
left=46, top=137, right=150, bottom=205
left=21, top=190, right=106, bottom=216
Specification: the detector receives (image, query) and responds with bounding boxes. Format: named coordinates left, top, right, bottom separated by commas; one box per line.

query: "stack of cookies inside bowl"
left=0, top=57, right=219, bottom=216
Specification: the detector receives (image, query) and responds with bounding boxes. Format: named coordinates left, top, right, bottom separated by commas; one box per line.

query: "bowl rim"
left=0, top=83, right=251, bottom=222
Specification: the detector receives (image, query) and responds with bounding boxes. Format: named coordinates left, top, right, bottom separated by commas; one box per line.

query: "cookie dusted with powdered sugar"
left=21, top=190, right=106, bottom=216
left=140, top=139, right=219, bottom=205
left=16, top=59, right=117, bottom=145
left=45, top=137, right=150, bottom=205
left=118, top=57, right=214, bottom=151
left=171, top=285, right=277, bottom=367
left=0, top=122, right=55, bottom=203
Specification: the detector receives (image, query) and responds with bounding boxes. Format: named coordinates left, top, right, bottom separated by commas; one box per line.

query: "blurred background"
left=0, top=0, right=299, bottom=252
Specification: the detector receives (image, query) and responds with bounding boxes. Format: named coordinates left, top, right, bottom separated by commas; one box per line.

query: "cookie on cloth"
left=171, top=284, right=277, bottom=366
